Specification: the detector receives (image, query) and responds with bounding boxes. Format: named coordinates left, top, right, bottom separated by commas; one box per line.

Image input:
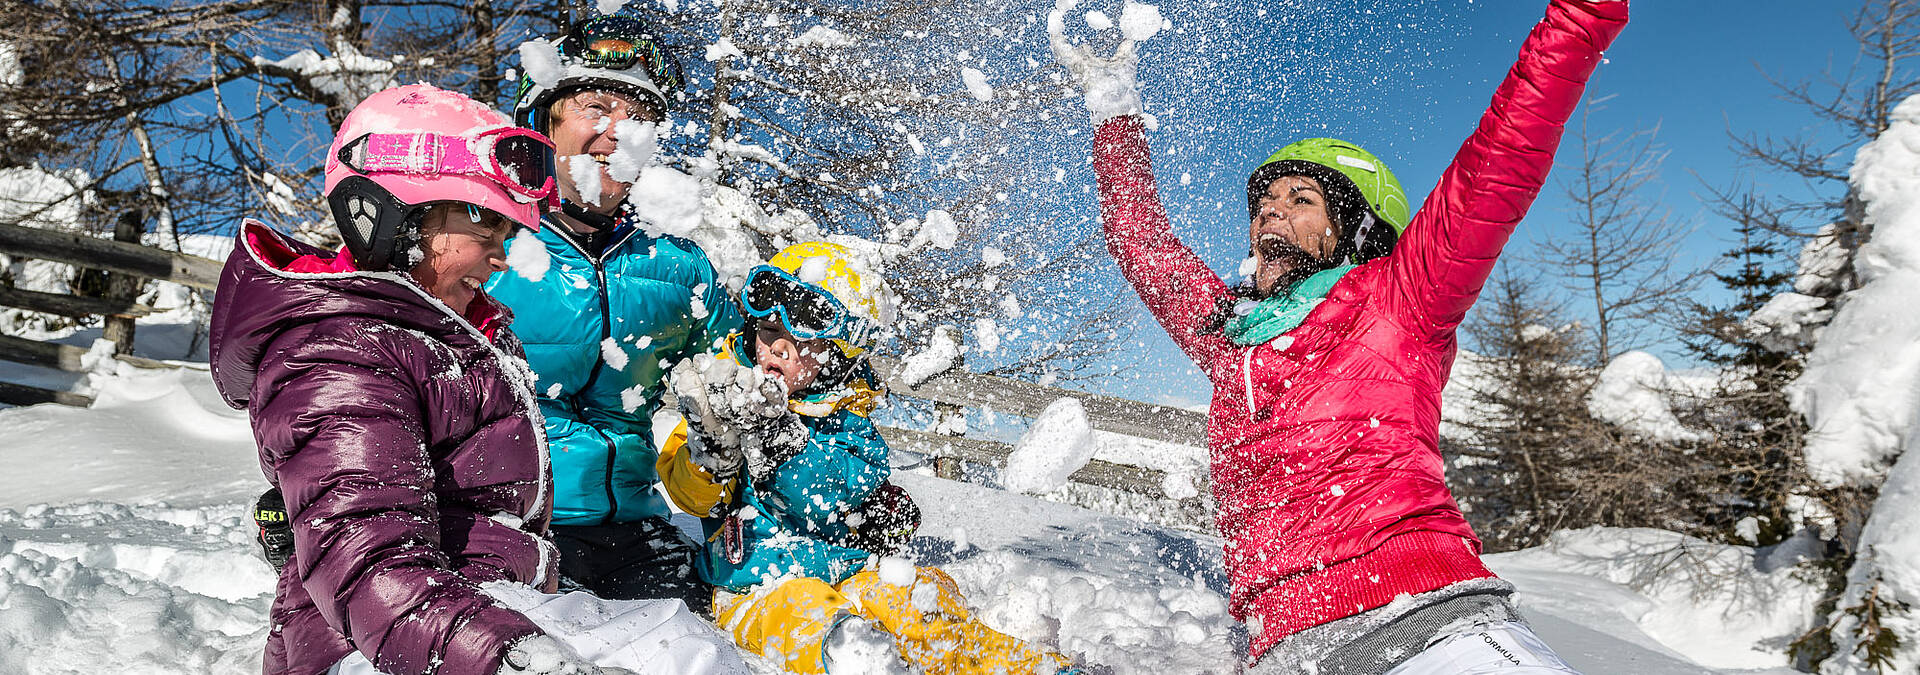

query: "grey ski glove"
left=669, top=354, right=802, bottom=483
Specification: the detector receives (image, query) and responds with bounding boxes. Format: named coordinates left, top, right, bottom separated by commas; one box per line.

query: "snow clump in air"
left=595, top=0, right=628, bottom=15
left=517, top=39, right=564, bottom=89
left=600, top=337, right=628, bottom=372
left=605, top=120, right=658, bottom=184
left=1118, top=2, right=1167, bottom=42
left=906, top=209, right=958, bottom=251
left=960, top=67, right=994, bottom=102
left=626, top=166, right=703, bottom=239
left=790, top=25, right=854, bottom=48
left=507, top=229, right=550, bottom=282
left=899, top=325, right=962, bottom=387
left=1048, top=0, right=1166, bottom=124
left=566, top=154, right=604, bottom=206
left=1004, top=398, right=1099, bottom=494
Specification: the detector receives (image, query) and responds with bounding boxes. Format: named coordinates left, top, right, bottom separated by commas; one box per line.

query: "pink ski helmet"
left=323, top=84, right=557, bottom=271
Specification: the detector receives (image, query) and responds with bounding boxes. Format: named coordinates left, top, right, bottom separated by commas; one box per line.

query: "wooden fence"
left=0, top=221, right=1213, bottom=529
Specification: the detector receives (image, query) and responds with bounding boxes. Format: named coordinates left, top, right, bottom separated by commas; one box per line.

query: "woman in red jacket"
left=1053, top=1, right=1628, bottom=673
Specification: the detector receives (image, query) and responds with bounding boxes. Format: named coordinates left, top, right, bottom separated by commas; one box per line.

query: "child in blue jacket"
left=658, top=242, right=1081, bottom=675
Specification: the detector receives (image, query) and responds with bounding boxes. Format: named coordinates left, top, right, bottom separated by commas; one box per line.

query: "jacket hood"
left=210, top=220, right=510, bottom=409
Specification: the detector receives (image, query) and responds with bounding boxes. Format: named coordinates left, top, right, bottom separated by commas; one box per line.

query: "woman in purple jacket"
left=210, top=85, right=744, bottom=675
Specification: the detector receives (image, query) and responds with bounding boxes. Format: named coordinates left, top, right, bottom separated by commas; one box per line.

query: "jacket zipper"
left=549, top=220, right=647, bottom=525
left=1242, top=346, right=1258, bottom=417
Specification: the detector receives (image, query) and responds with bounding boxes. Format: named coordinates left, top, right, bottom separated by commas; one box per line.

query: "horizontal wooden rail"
left=0, top=380, right=93, bottom=408
left=0, top=286, right=155, bottom=318
left=0, top=334, right=175, bottom=372
left=879, top=425, right=1175, bottom=498
left=0, top=221, right=222, bottom=291
left=868, top=356, right=1206, bottom=449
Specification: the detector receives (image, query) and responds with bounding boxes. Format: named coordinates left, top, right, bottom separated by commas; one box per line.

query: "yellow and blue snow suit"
left=657, top=334, right=1071, bottom=675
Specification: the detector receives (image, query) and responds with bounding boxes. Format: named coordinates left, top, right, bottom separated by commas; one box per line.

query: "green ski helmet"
left=1246, top=138, right=1410, bottom=265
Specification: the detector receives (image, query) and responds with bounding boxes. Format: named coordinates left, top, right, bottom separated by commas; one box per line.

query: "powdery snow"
left=0, top=363, right=1825, bottom=674
left=1486, top=527, right=1822, bottom=671
left=1003, top=398, right=1098, bottom=494
left=1587, top=351, right=1709, bottom=443
left=1789, top=93, right=1920, bottom=674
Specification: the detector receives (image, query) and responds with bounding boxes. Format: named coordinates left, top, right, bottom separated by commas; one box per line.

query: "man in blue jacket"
left=486, top=15, right=740, bottom=616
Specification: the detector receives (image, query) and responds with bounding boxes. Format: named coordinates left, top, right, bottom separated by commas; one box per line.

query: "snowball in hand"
left=1048, top=0, right=1165, bottom=124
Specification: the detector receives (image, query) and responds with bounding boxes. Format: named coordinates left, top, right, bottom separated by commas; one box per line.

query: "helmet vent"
left=347, top=196, right=378, bottom=242
left=1335, top=154, right=1377, bottom=172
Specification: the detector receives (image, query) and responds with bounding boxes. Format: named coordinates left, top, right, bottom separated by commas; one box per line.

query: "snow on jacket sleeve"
left=1092, top=115, right=1235, bottom=369
left=252, top=324, right=540, bottom=675
left=1381, top=0, right=1628, bottom=340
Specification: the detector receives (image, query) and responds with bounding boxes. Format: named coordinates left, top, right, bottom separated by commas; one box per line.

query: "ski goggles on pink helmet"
left=334, top=126, right=560, bottom=213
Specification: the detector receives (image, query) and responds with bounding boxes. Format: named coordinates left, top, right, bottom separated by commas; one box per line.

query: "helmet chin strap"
left=1350, top=212, right=1376, bottom=254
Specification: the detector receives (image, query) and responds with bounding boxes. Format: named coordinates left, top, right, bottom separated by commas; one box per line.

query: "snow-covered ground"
left=0, top=362, right=1814, bottom=674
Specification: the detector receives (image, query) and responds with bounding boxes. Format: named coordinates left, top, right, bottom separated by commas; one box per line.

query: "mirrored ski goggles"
left=741, top=265, right=875, bottom=348
left=337, top=127, right=558, bottom=206
left=566, top=16, right=685, bottom=91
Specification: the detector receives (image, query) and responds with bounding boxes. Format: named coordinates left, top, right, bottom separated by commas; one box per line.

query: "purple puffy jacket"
left=211, top=222, right=558, bottom=675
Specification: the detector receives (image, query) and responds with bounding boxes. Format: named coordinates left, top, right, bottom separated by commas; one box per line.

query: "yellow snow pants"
left=713, top=566, right=1068, bottom=675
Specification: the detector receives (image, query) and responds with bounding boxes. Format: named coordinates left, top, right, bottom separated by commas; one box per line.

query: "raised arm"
left=1093, top=116, right=1236, bottom=368
left=1384, top=0, right=1629, bottom=339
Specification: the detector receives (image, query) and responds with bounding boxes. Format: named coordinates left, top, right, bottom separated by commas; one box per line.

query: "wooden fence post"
left=101, top=210, right=146, bottom=354
left=932, top=352, right=966, bottom=481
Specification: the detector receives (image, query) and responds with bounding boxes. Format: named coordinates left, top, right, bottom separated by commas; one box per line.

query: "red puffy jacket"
left=1091, top=0, right=1627, bottom=660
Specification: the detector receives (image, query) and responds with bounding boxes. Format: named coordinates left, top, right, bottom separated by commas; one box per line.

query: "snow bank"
left=1790, top=94, right=1920, bottom=674
left=1487, top=527, right=1824, bottom=671
left=0, top=359, right=1816, bottom=674
left=1588, top=351, right=1709, bottom=443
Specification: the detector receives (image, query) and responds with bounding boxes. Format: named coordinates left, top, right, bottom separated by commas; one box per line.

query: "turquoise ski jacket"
left=486, top=218, right=741, bottom=526
left=696, top=337, right=891, bottom=592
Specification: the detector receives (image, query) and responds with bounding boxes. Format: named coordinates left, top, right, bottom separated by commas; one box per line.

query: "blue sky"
left=1025, top=1, right=1874, bottom=408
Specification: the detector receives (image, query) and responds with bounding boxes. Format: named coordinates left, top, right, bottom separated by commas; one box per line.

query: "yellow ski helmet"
left=742, top=241, right=897, bottom=358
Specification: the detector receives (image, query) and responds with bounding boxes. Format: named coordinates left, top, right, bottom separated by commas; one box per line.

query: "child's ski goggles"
left=740, top=265, right=875, bottom=350
left=336, top=126, right=558, bottom=207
